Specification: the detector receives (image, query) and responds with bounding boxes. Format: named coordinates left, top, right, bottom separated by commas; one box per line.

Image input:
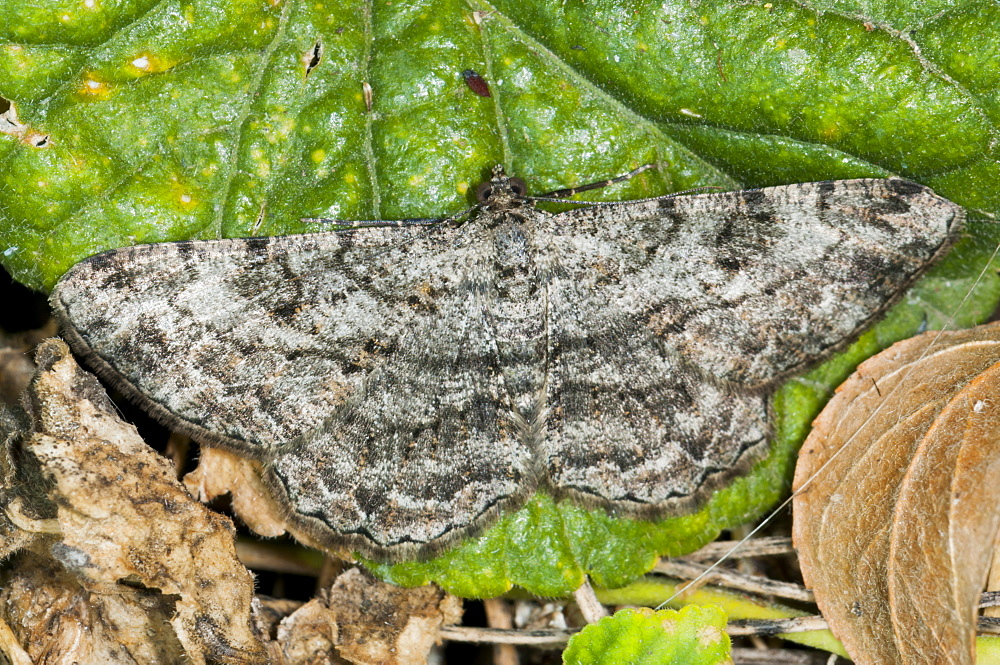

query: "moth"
left=50, top=166, right=963, bottom=559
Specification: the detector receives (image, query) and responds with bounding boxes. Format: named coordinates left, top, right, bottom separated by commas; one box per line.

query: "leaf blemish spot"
left=79, top=75, right=113, bottom=99
left=1, top=103, right=51, bottom=148
left=697, top=624, right=723, bottom=646
left=304, top=40, right=323, bottom=76
left=362, top=81, right=373, bottom=112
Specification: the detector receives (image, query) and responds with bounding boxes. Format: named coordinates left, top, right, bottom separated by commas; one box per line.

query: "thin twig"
left=981, top=591, right=1000, bottom=608
left=654, top=559, right=814, bottom=603
left=483, top=598, right=520, bottom=665
left=235, top=540, right=322, bottom=577
left=439, top=626, right=575, bottom=646
left=573, top=578, right=609, bottom=623
left=684, top=536, right=796, bottom=560
left=731, top=647, right=846, bottom=664
left=660, top=561, right=1000, bottom=613
left=440, top=615, right=830, bottom=646
left=727, top=616, right=828, bottom=636
left=979, top=617, right=1000, bottom=635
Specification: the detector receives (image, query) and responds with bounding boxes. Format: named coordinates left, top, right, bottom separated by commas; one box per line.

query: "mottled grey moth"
left=49, top=166, right=963, bottom=560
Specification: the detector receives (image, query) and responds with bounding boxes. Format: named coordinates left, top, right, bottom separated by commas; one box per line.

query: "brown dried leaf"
left=329, top=568, right=462, bottom=665
left=0, top=339, right=266, bottom=664
left=793, top=322, right=1000, bottom=665
left=184, top=446, right=289, bottom=538
left=0, top=551, right=186, bottom=664
left=272, top=597, right=341, bottom=664
left=183, top=447, right=352, bottom=558
left=262, top=568, right=462, bottom=665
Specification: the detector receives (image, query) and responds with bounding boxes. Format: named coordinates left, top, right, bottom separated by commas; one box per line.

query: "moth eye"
left=509, top=177, right=527, bottom=197
left=475, top=181, right=493, bottom=202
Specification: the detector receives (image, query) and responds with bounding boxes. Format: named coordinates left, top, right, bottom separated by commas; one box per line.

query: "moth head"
left=475, top=165, right=528, bottom=208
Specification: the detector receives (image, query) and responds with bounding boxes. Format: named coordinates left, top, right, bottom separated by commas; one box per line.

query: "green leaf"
left=562, top=605, right=732, bottom=665
left=597, top=576, right=848, bottom=658
left=3, top=0, right=997, bottom=597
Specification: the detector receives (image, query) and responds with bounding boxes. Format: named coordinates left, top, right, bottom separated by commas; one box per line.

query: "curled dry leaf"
left=263, top=567, right=462, bottom=665
left=184, top=446, right=352, bottom=558
left=793, top=322, right=1000, bottom=665
left=184, top=446, right=291, bottom=539
left=0, top=339, right=266, bottom=664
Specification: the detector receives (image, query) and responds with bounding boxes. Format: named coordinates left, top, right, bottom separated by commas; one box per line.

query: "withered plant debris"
left=793, top=322, right=1000, bottom=665
left=260, top=567, right=462, bottom=665
left=0, top=339, right=266, bottom=664
left=184, top=446, right=294, bottom=541
left=0, top=552, right=186, bottom=664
